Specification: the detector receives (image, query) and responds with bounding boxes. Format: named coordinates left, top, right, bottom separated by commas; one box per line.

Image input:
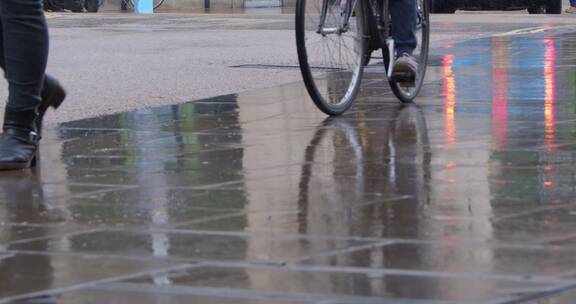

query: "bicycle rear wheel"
left=296, top=0, right=368, bottom=116
left=153, top=0, right=165, bottom=9
left=385, top=0, right=429, bottom=103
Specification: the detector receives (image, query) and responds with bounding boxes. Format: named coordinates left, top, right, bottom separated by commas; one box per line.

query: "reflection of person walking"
left=0, top=0, right=66, bottom=170
left=566, top=0, right=576, bottom=13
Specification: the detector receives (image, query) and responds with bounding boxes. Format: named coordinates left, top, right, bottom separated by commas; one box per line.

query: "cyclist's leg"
left=390, top=0, right=416, bottom=56
left=390, top=0, right=417, bottom=81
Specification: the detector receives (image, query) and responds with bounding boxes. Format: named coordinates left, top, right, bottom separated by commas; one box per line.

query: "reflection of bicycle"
left=298, top=104, right=431, bottom=211
left=121, top=0, right=167, bottom=10
left=43, top=0, right=104, bottom=12
left=296, top=0, right=429, bottom=115
left=85, top=0, right=104, bottom=12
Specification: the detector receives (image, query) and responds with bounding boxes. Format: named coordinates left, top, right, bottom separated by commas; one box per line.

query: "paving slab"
left=1, top=11, right=574, bottom=124
left=2, top=12, right=576, bottom=304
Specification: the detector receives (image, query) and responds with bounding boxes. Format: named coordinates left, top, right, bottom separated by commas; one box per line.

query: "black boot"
left=0, top=75, right=66, bottom=171
left=37, top=74, right=66, bottom=135
left=0, top=110, right=40, bottom=170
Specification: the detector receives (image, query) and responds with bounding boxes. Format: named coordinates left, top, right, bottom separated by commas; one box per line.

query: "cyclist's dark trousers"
left=0, top=0, right=48, bottom=112
left=390, top=0, right=416, bottom=56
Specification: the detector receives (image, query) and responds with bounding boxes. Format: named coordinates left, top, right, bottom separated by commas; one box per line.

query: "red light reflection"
left=544, top=36, right=556, bottom=151
left=443, top=54, right=456, bottom=146
left=491, top=37, right=509, bottom=149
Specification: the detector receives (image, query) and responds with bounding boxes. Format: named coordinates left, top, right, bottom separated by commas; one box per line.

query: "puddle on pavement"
left=2, top=30, right=576, bottom=303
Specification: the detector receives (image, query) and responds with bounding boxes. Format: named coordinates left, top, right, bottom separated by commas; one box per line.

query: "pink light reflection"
left=491, top=37, right=509, bottom=150
left=544, top=36, right=556, bottom=151
left=443, top=54, right=456, bottom=146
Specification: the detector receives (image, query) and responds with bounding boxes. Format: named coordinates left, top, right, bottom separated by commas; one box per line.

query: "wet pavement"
left=40, top=12, right=576, bottom=123
left=3, top=27, right=576, bottom=303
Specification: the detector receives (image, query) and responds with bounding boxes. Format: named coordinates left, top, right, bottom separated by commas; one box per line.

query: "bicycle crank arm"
left=318, top=25, right=349, bottom=35
left=319, top=27, right=341, bottom=35
left=386, top=38, right=395, bottom=78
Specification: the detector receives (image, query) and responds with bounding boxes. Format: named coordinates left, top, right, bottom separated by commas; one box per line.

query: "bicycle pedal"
left=392, top=72, right=416, bottom=86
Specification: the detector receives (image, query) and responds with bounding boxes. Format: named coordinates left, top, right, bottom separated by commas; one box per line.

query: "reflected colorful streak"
left=544, top=36, right=556, bottom=151
left=491, top=37, right=509, bottom=149
left=443, top=54, right=456, bottom=146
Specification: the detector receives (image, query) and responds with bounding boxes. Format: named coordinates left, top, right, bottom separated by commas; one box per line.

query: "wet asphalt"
left=1, top=15, right=576, bottom=304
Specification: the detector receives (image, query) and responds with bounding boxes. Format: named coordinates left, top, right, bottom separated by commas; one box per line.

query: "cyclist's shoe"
left=565, top=6, right=576, bottom=13
left=393, top=53, right=418, bottom=85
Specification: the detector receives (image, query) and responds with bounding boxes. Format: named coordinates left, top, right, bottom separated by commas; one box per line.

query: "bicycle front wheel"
left=296, top=0, right=368, bottom=116
left=153, top=0, right=165, bottom=9
left=385, top=0, right=429, bottom=103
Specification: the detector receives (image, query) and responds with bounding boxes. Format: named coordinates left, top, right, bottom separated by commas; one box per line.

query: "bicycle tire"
left=153, top=0, right=165, bottom=9
left=127, top=0, right=165, bottom=9
left=297, top=104, right=431, bottom=224
left=296, top=0, right=368, bottom=116
left=384, top=0, right=429, bottom=103
left=85, top=0, right=103, bottom=12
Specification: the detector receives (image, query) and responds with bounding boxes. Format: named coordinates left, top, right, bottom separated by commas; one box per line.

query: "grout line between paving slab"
left=241, top=263, right=570, bottom=284
left=315, top=300, right=484, bottom=304
left=132, top=227, right=576, bottom=252
left=1, top=227, right=105, bottom=248
left=171, top=210, right=248, bottom=226
left=171, top=195, right=411, bottom=228
left=491, top=203, right=574, bottom=223
left=0, top=263, right=198, bottom=304
left=491, top=280, right=576, bottom=304
left=89, top=282, right=489, bottom=304
left=289, top=240, right=396, bottom=263
left=0, top=252, right=15, bottom=260
left=533, top=231, right=576, bottom=245
left=0, top=222, right=79, bottom=228
left=6, top=249, right=570, bottom=285
left=45, top=185, right=141, bottom=202
left=53, top=182, right=141, bottom=188
left=11, top=222, right=576, bottom=254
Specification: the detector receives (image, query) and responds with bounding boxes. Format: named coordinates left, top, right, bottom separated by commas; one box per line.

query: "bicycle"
left=295, top=0, right=430, bottom=115
left=85, top=0, right=104, bottom=12
left=121, top=0, right=167, bottom=10
left=43, top=0, right=103, bottom=12
left=297, top=104, right=431, bottom=226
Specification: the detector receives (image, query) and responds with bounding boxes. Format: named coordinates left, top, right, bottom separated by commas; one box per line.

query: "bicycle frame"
left=365, top=0, right=396, bottom=77
left=317, top=0, right=357, bottom=35
left=296, top=0, right=430, bottom=114
left=316, top=0, right=397, bottom=77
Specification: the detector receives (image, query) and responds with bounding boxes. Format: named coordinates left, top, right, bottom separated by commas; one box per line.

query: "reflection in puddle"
left=2, top=30, right=576, bottom=304
left=442, top=54, right=457, bottom=146
left=544, top=35, right=556, bottom=151
left=492, top=36, right=509, bottom=150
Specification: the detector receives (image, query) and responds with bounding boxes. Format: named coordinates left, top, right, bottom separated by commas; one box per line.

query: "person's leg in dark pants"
left=390, top=0, right=418, bottom=82
left=1, top=0, right=48, bottom=112
left=390, top=0, right=417, bottom=56
left=0, top=0, right=65, bottom=170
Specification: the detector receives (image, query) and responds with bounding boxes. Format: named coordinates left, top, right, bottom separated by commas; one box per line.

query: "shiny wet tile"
left=0, top=253, right=182, bottom=302
left=3, top=27, right=576, bottom=303
left=10, top=229, right=376, bottom=264
left=84, top=265, right=558, bottom=303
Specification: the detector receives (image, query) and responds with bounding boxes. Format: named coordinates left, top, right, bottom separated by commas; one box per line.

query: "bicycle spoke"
left=297, top=0, right=366, bottom=114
